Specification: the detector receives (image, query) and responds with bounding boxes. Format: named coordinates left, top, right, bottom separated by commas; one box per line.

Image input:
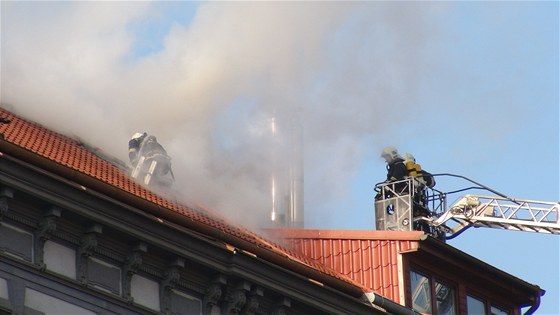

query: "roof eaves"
left=266, top=228, right=425, bottom=241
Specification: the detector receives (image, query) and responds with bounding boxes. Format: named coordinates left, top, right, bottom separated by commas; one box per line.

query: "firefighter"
left=403, top=153, right=425, bottom=186
left=129, top=132, right=174, bottom=186
left=404, top=153, right=436, bottom=188
left=379, top=146, right=408, bottom=197
left=129, top=132, right=148, bottom=167
left=381, top=146, right=407, bottom=183
left=403, top=153, right=433, bottom=233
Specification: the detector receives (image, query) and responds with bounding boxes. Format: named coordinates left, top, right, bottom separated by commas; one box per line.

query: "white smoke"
left=1, top=2, right=447, bottom=228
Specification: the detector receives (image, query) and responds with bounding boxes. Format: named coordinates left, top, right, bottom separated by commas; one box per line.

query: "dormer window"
left=410, top=269, right=457, bottom=315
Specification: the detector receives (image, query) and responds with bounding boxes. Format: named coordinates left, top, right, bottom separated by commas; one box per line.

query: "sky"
left=1, top=1, right=558, bottom=314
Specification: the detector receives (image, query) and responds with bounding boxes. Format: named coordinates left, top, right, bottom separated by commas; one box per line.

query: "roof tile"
left=269, top=229, right=424, bottom=303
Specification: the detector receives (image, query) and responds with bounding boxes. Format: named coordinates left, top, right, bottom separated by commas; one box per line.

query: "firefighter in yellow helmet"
left=403, top=153, right=425, bottom=186
left=403, top=153, right=436, bottom=189
left=403, top=153, right=436, bottom=233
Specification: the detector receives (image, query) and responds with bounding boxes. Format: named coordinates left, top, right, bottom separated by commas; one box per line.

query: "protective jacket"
left=129, top=136, right=167, bottom=166
left=128, top=138, right=143, bottom=166
left=386, top=157, right=408, bottom=182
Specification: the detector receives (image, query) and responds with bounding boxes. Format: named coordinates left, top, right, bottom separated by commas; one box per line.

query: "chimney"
left=269, top=113, right=304, bottom=228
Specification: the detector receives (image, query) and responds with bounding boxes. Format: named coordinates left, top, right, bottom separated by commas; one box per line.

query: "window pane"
left=0, top=223, right=33, bottom=262
left=170, top=290, right=202, bottom=315
left=436, top=281, right=456, bottom=315
left=25, top=288, right=96, bottom=315
left=44, top=240, right=76, bottom=279
left=467, top=295, right=486, bottom=315
left=87, top=257, right=121, bottom=295
left=490, top=306, right=508, bottom=315
left=0, top=277, right=8, bottom=299
left=131, top=274, right=160, bottom=311
left=410, top=271, right=432, bottom=313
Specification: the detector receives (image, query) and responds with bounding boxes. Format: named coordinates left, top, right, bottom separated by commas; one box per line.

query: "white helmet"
left=131, top=132, right=147, bottom=141
left=381, top=146, right=399, bottom=159
left=403, top=153, right=415, bottom=163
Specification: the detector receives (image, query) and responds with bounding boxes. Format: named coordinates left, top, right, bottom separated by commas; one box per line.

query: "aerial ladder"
left=374, top=175, right=560, bottom=240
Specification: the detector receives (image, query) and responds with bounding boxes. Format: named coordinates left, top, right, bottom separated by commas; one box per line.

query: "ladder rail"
left=431, top=195, right=560, bottom=238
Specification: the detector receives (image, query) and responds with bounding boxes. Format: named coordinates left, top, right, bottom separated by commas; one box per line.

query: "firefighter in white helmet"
left=376, top=146, right=409, bottom=200
left=381, top=146, right=407, bottom=183
left=129, top=132, right=148, bottom=166
left=128, top=132, right=174, bottom=186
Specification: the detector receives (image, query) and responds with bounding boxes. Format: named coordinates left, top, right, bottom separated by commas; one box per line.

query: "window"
left=0, top=277, right=9, bottom=312
left=24, top=288, right=95, bottom=315
left=410, top=271, right=432, bottom=313
left=0, top=223, right=33, bottom=262
left=436, top=281, right=456, bottom=315
left=410, top=270, right=457, bottom=315
left=490, top=306, right=509, bottom=315
left=467, top=295, right=486, bottom=315
left=0, top=278, right=8, bottom=300
left=170, top=290, right=202, bottom=315
left=131, top=274, right=160, bottom=311
left=44, top=240, right=76, bottom=279
left=87, top=257, right=121, bottom=294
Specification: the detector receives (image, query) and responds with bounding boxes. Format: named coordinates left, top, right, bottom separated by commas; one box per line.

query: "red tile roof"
left=268, top=229, right=545, bottom=308
left=268, top=229, right=425, bottom=304
left=0, top=107, right=371, bottom=298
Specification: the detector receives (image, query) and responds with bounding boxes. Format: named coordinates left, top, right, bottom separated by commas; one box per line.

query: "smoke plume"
left=1, top=2, right=445, bottom=228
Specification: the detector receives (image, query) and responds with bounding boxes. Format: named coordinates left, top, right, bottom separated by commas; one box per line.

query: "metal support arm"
left=429, top=195, right=560, bottom=239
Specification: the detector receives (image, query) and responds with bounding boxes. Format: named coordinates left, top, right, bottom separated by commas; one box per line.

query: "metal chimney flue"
left=269, top=113, right=304, bottom=228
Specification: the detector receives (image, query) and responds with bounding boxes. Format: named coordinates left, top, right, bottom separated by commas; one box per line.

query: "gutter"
left=364, top=292, right=423, bottom=315
left=523, top=294, right=541, bottom=315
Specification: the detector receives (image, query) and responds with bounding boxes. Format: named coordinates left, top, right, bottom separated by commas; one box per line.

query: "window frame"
left=466, top=290, right=512, bottom=315
left=490, top=304, right=510, bottom=315
left=410, top=269, right=433, bottom=314
left=466, top=293, right=487, bottom=315
left=408, top=265, right=458, bottom=315
left=434, top=278, right=457, bottom=315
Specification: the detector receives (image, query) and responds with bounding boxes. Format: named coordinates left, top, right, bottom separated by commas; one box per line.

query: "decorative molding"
left=94, top=247, right=125, bottom=264
left=122, top=242, right=147, bottom=302
left=4, top=212, right=36, bottom=229
left=0, top=186, right=14, bottom=220
left=203, top=274, right=227, bottom=315
left=241, top=285, right=263, bottom=315
left=161, top=257, right=185, bottom=314
left=271, top=297, right=291, bottom=315
left=33, top=206, right=62, bottom=269
left=51, top=229, right=80, bottom=245
left=225, top=280, right=251, bottom=314
left=138, top=263, right=162, bottom=279
left=176, top=277, right=205, bottom=294
left=77, top=223, right=103, bottom=284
